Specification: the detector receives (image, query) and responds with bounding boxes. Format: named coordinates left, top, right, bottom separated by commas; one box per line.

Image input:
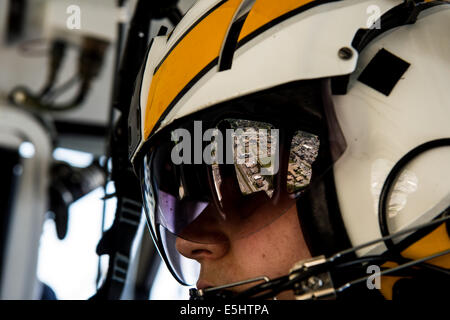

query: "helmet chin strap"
left=189, top=212, right=450, bottom=300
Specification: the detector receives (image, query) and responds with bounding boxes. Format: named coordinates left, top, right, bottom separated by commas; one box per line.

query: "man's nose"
left=175, top=236, right=229, bottom=261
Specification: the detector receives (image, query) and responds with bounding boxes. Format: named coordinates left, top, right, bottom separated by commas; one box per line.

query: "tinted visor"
left=138, top=80, right=346, bottom=284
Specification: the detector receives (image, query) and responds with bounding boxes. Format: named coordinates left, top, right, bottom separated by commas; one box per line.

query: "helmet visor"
left=139, top=80, right=346, bottom=284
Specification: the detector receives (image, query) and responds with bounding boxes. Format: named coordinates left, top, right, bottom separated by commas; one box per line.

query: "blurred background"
left=0, top=0, right=196, bottom=300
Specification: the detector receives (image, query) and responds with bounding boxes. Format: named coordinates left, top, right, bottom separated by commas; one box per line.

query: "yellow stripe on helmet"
left=401, top=223, right=450, bottom=269
left=144, top=0, right=242, bottom=139
left=238, top=0, right=316, bottom=42
left=379, top=223, right=450, bottom=299
left=144, top=0, right=321, bottom=140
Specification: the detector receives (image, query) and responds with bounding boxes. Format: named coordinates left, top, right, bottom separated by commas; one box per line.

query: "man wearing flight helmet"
left=128, top=0, right=450, bottom=300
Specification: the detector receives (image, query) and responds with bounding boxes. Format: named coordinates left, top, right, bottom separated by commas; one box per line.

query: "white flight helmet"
left=128, top=0, right=450, bottom=299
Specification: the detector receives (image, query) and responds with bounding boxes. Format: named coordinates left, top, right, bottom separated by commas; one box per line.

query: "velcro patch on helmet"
left=358, top=48, right=410, bottom=96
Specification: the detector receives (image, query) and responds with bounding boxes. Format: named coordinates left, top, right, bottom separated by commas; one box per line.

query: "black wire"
left=245, top=257, right=388, bottom=300
left=333, top=255, right=386, bottom=269
left=41, top=75, right=80, bottom=103
left=238, top=249, right=449, bottom=300
left=249, top=276, right=302, bottom=300
left=336, top=249, right=450, bottom=294
left=232, top=275, right=289, bottom=299
left=378, top=138, right=450, bottom=249
left=231, top=214, right=450, bottom=299
left=331, top=213, right=450, bottom=264
left=9, top=80, right=91, bottom=112
left=235, top=261, right=334, bottom=299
